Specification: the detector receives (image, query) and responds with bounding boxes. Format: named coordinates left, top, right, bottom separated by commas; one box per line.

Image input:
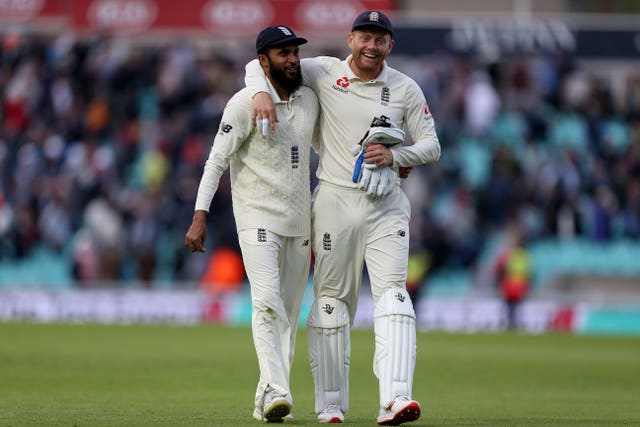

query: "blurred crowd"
left=1, top=32, right=639, bottom=288
left=400, top=52, right=640, bottom=278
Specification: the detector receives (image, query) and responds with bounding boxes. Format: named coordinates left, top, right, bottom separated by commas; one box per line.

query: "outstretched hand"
left=251, top=92, right=278, bottom=135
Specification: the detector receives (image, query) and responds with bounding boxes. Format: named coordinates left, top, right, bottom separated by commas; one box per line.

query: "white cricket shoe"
left=317, top=404, right=344, bottom=423
left=253, top=388, right=291, bottom=423
left=377, top=396, right=421, bottom=425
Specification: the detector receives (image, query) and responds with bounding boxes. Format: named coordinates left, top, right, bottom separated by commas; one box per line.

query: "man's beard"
left=268, top=58, right=302, bottom=94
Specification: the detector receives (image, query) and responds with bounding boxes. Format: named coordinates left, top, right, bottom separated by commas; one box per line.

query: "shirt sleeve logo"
left=219, top=122, right=233, bottom=135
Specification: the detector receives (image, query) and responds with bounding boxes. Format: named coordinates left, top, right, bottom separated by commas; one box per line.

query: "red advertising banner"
left=0, top=0, right=396, bottom=41
left=69, top=0, right=396, bottom=35
left=0, top=0, right=65, bottom=24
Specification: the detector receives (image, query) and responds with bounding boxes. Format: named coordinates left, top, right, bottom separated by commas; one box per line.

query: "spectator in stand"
left=0, top=32, right=638, bottom=289
left=494, top=222, right=532, bottom=330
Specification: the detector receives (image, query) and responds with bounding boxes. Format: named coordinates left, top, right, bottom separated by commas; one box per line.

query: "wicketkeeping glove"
left=360, top=165, right=399, bottom=198
left=351, top=115, right=405, bottom=199
left=351, top=126, right=405, bottom=184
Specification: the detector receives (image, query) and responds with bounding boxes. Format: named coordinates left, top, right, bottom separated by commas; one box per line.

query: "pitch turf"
left=0, top=323, right=638, bottom=426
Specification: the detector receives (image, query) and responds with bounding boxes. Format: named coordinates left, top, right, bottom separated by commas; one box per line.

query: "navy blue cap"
left=256, top=26, right=307, bottom=54
left=351, top=10, right=393, bottom=36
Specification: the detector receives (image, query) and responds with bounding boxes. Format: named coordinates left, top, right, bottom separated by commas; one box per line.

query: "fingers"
left=367, top=170, right=381, bottom=196
left=363, top=144, right=392, bottom=167
left=255, top=114, right=279, bottom=136
left=399, top=166, right=413, bottom=179
left=257, top=118, right=270, bottom=136
left=252, top=92, right=278, bottom=135
left=184, top=239, right=204, bottom=253
left=268, top=109, right=277, bottom=134
left=184, top=234, right=206, bottom=253
left=360, top=167, right=372, bottom=190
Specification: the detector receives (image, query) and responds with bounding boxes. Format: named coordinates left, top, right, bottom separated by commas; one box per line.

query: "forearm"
left=390, top=138, right=441, bottom=167
left=194, top=161, right=224, bottom=212
left=245, top=59, right=270, bottom=94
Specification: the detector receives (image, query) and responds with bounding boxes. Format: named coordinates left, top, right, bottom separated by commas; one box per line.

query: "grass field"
left=0, top=323, right=639, bottom=426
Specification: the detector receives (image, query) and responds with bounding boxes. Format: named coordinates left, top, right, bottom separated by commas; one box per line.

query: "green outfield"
left=0, top=323, right=638, bottom=426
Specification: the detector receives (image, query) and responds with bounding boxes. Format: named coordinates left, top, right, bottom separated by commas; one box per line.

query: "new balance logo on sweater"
left=219, top=122, right=232, bottom=135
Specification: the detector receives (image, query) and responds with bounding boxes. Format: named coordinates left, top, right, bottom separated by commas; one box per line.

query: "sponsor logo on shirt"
left=397, top=229, right=406, bottom=237
left=219, top=122, right=233, bottom=135
left=257, top=228, right=267, bottom=242
left=302, top=239, right=309, bottom=246
left=322, top=303, right=334, bottom=314
left=395, top=292, right=406, bottom=303
left=332, top=76, right=350, bottom=93
left=291, top=146, right=299, bottom=169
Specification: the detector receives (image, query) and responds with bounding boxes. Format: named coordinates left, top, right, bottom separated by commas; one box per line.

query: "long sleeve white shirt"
left=246, top=55, right=440, bottom=189
left=194, top=81, right=319, bottom=236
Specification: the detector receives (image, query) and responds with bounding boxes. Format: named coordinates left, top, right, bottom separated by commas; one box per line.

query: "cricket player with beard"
left=185, top=26, right=318, bottom=423
left=245, top=11, right=441, bottom=425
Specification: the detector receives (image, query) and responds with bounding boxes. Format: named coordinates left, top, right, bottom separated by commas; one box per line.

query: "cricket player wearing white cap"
left=185, top=25, right=318, bottom=423
left=245, top=10, right=441, bottom=426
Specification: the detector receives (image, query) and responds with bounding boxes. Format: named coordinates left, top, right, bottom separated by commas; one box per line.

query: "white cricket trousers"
left=311, top=182, right=411, bottom=318
left=238, top=228, right=311, bottom=410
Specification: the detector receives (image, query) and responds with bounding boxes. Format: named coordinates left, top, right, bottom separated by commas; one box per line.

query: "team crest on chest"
left=291, top=146, right=299, bottom=169
left=381, top=86, right=390, bottom=106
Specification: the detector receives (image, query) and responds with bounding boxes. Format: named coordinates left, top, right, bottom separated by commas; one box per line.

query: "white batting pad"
left=373, top=288, right=417, bottom=407
left=307, top=297, right=351, bottom=414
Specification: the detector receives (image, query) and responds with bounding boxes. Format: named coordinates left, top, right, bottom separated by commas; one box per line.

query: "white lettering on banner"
left=0, top=0, right=44, bottom=22
left=417, top=298, right=560, bottom=334
left=4, top=290, right=634, bottom=335
left=88, top=0, right=157, bottom=30
left=202, top=0, right=273, bottom=32
left=296, top=1, right=365, bottom=30
left=0, top=290, right=204, bottom=324
left=448, top=18, right=576, bottom=56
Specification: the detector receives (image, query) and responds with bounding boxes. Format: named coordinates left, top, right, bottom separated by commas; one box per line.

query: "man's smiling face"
left=347, top=27, right=394, bottom=81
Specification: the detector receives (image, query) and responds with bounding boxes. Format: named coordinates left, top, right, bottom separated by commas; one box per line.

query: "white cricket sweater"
left=246, top=55, right=441, bottom=189
left=194, top=81, right=319, bottom=236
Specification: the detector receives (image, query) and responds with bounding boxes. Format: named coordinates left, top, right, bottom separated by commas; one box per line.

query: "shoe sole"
left=264, top=399, right=291, bottom=423
left=318, top=416, right=343, bottom=423
left=377, top=401, right=421, bottom=426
